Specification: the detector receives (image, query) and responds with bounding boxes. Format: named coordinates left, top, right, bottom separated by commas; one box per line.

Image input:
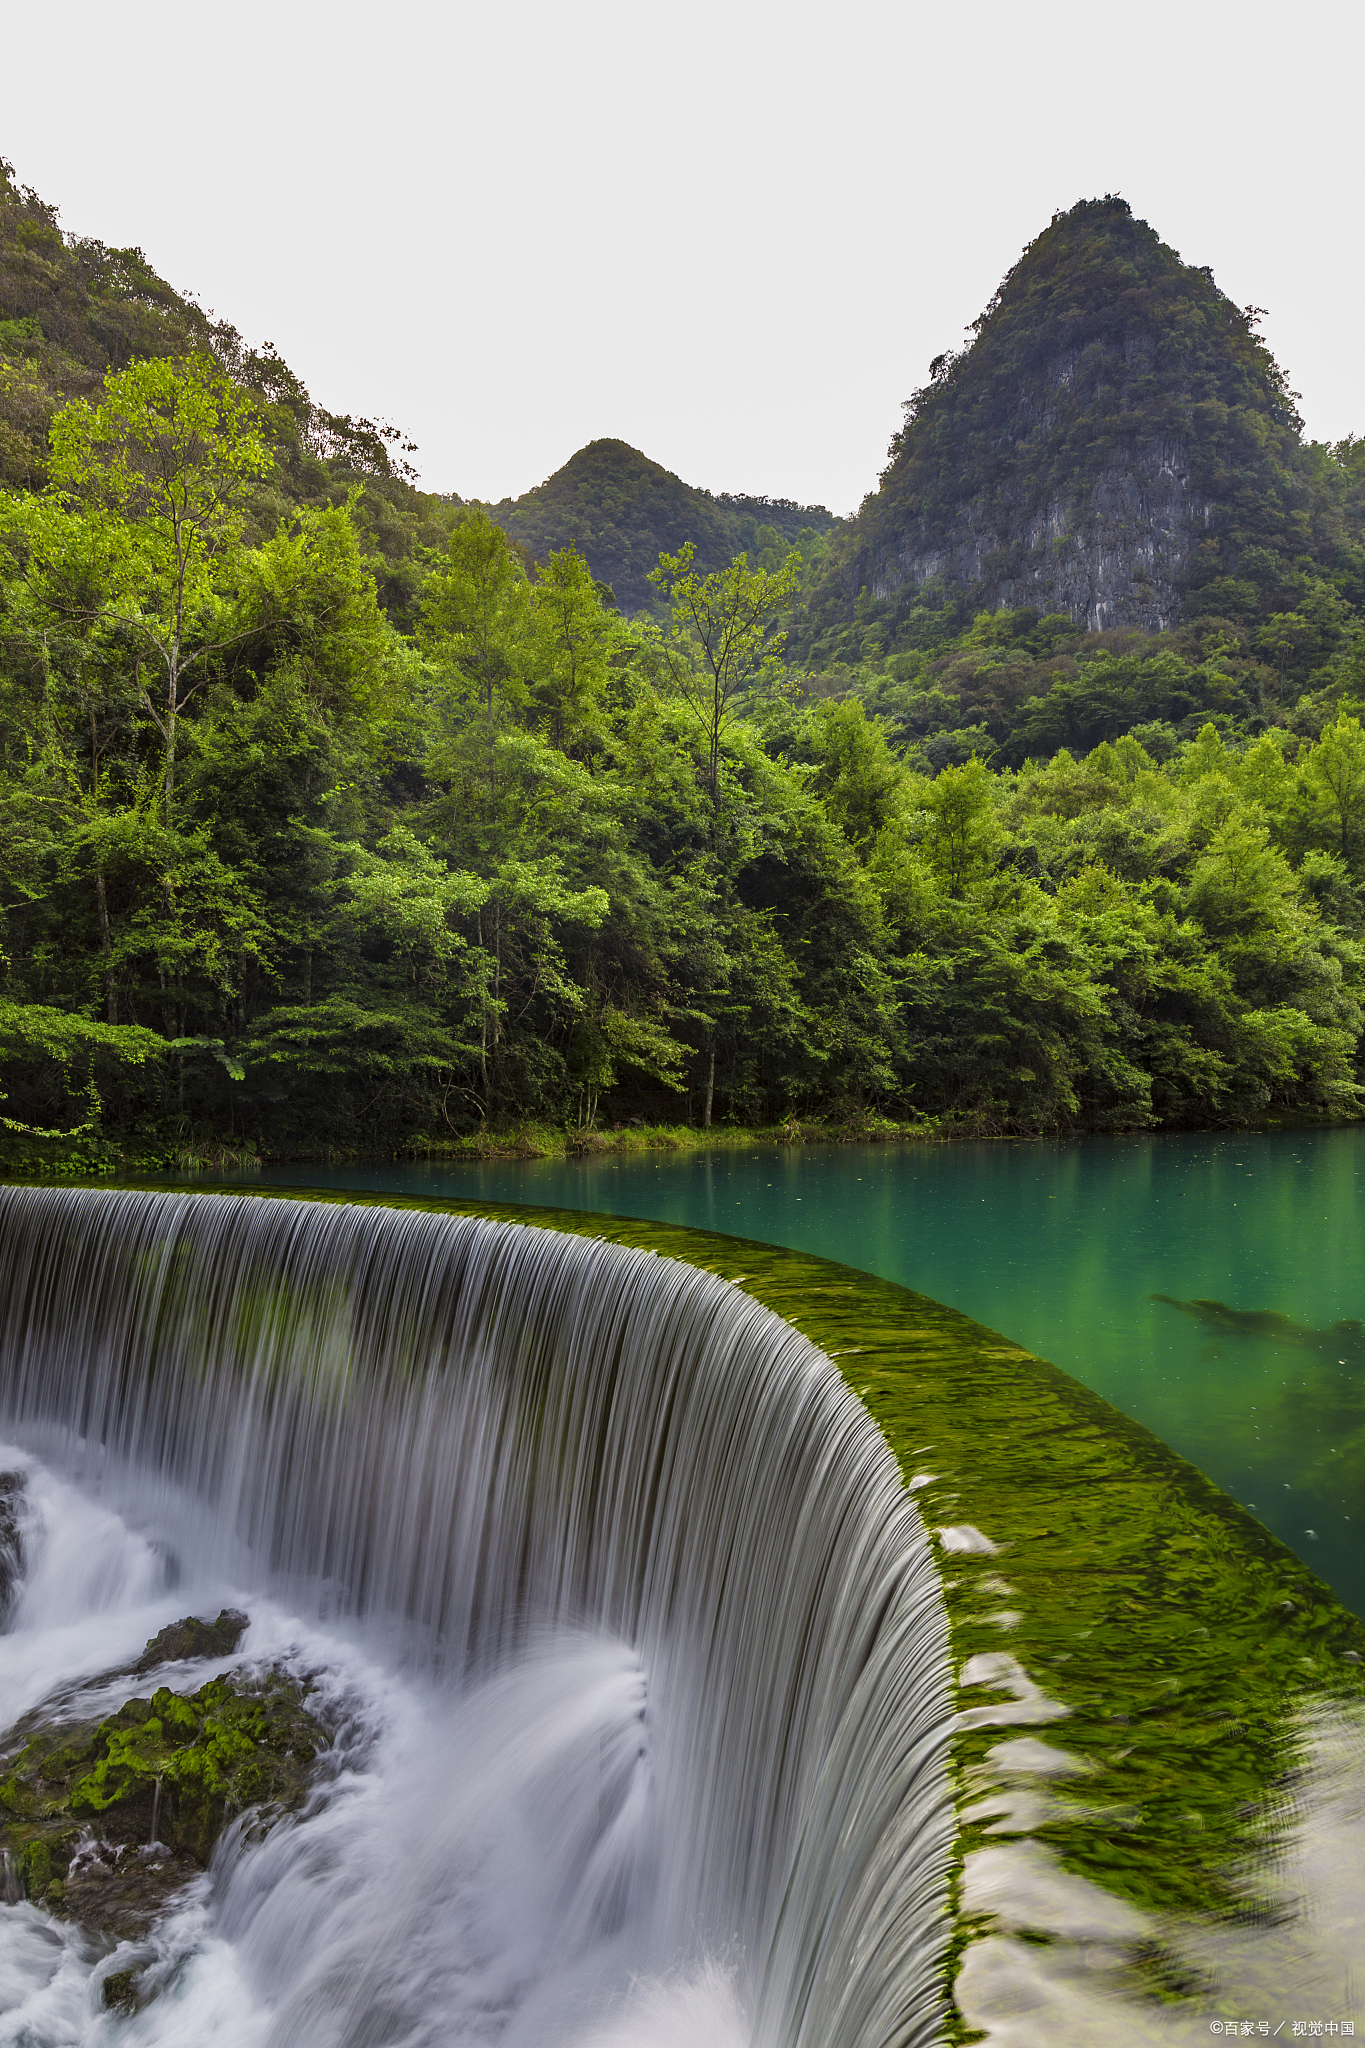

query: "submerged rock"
left=0, top=1612, right=329, bottom=1942
left=102, top=1966, right=144, bottom=2015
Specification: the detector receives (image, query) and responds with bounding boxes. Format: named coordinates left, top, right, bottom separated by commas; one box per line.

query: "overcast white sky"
left=2, top=0, right=1360, bottom=515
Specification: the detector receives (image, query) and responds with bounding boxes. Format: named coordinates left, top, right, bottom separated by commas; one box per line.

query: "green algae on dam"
left=124, top=1181, right=1365, bottom=2035
left=191, top=1125, right=1365, bottom=1620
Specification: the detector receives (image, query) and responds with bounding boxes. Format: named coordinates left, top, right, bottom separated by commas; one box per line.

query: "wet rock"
left=0, top=1649, right=329, bottom=1943
left=102, top=1966, right=144, bottom=2015
left=133, top=1608, right=249, bottom=1672
left=61, top=1837, right=204, bottom=1946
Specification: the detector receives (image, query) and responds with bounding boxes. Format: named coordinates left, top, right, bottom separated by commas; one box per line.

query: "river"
left=203, top=1124, right=1365, bottom=1617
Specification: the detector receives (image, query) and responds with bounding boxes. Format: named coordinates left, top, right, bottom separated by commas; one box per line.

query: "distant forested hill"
left=798, top=197, right=1365, bottom=658
left=0, top=161, right=838, bottom=623
left=483, top=440, right=840, bottom=614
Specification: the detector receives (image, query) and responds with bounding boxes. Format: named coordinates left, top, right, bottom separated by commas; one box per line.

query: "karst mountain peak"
left=814, top=194, right=1318, bottom=639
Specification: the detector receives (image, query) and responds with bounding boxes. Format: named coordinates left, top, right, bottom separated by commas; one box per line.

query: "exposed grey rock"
left=867, top=412, right=1214, bottom=633
left=826, top=197, right=1308, bottom=643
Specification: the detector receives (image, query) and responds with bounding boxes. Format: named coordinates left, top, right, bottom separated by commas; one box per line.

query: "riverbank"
left=5, top=1098, right=1360, bottom=1180
left=0, top=1110, right=942, bottom=1179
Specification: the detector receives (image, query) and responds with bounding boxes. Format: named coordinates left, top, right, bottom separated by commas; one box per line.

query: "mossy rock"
left=102, top=1968, right=143, bottom=2015
left=132, top=1608, right=248, bottom=1673
left=0, top=1618, right=329, bottom=1942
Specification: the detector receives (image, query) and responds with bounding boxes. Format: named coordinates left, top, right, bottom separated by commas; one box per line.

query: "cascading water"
left=0, top=1186, right=953, bottom=2047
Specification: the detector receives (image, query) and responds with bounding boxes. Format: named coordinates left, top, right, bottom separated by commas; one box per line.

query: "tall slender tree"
left=31, top=352, right=271, bottom=826
left=649, top=541, right=800, bottom=806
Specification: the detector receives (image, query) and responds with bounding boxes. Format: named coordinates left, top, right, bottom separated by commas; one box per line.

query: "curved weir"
left=0, top=1185, right=953, bottom=2047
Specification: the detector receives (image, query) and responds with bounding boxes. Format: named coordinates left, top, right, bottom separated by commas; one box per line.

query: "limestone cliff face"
left=827, top=198, right=1306, bottom=640
left=867, top=422, right=1214, bottom=632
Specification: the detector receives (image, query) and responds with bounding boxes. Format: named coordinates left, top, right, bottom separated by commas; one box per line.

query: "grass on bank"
left=6, top=1097, right=1359, bottom=1180
left=0, top=1110, right=942, bottom=1179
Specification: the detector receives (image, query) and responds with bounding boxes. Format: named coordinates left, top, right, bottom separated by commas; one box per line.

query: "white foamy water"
left=0, top=1188, right=955, bottom=2047
left=0, top=1450, right=199, bottom=1732
left=0, top=1449, right=755, bottom=2048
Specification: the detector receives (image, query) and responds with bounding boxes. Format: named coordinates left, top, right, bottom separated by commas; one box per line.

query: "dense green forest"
left=4, top=163, right=1365, bottom=1165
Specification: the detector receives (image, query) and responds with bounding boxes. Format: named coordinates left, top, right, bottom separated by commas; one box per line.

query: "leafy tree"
left=649, top=540, right=801, bottom=805
left=7, top=316, right=1365, bottom=1162
left=419, top=513, right=530, bottom=719
left=528, top=545, right=619, bottom=750
left=779, top=697, right=906, bottom=850
left=1184, top=815, right=1298, bottom=937
left=0, top=998, right=162, bottom=1139
left=1300, top=712, right=1365, bottom=866
left=917, top=758, right=999, bottom=895
left=29, top=352, right=272, bottom=824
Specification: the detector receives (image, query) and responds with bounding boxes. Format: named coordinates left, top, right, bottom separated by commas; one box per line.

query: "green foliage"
left=4, top=344, right=1365, bottom=1158
left=0, top=154, right=466, bottom=621
left=650, top=539, right=801, bottom=805
left=0, top=1000, right=163, bottom=1137
left=19, top=351, right=275, bottom=831
left=0, top=161, right=212, bottom=491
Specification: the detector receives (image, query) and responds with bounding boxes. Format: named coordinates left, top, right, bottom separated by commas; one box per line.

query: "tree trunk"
left=704, top=1040, right=715, bottom=1129
left=490, top=901, right=502, bottom=1115
left=94, top=870, right=116, bottom=1024
left=476, top=909, right=491, bottom=1116
left=164, top=655, right=178, bottom=827
left=89, top=711, right=117, bottom=1026
left=160, top=874, right=177, bottom=1037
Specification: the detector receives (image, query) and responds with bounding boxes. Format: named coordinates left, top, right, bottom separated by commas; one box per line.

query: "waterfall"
left=0, top=1185, right=952, bottom=2048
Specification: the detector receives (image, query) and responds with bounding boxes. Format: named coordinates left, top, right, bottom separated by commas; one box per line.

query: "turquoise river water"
left=195, top=1125, right=1365, bottom=1617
